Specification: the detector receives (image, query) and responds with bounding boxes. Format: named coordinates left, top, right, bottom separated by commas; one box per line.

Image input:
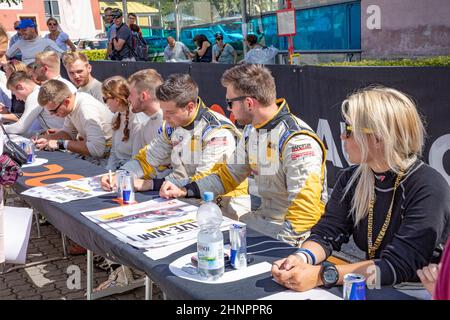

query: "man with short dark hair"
left=102, top=74, right=250, bottom=220
left=127, top=13, right=137, bottom=27
left=160, top=64, right=328, bottom=245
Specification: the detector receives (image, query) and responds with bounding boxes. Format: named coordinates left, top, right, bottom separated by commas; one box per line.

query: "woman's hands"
left=271, top=254, right=323, bottom=292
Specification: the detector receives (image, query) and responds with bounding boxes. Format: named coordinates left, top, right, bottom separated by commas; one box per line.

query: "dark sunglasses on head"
left=226, top=96, right=248, bottom=109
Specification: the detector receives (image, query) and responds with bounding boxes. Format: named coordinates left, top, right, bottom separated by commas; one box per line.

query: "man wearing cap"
left=6, top=19, right=63, bottom=65
left=212, top=32, right=236, bottom=64
left=8, top=21, right=22, bottom=48
left=107, top=9, right=135, bottom=61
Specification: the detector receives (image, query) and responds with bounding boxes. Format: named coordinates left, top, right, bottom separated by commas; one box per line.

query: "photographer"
left=108, top=9, right=135, bottom=62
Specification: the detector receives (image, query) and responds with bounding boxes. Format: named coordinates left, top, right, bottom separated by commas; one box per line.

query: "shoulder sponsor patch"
left=291, top=143, right=312, bottom=153
left=291, top=143, right=315, bottom=160
left=207, top=136, right=228, bottom=146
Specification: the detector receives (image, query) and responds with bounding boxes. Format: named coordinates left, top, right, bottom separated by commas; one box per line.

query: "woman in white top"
left=44, top=18, right=76, bottom=52
left=102, top=76, right=140, bottom=170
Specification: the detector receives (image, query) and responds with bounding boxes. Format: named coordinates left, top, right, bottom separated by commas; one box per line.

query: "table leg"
left=87, top=249, right=94, bottom=300
left=145, top=276, right=152, bottom=300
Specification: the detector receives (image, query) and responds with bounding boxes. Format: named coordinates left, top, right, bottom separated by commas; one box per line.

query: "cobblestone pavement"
left=0, top=187, right=163, bottom=300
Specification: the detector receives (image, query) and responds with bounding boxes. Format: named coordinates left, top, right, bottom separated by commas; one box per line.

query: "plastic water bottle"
left=196, top=192, right=224, bottom=280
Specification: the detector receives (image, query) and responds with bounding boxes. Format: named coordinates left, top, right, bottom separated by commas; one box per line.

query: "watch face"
left=324, top=269, right=338, bottom=283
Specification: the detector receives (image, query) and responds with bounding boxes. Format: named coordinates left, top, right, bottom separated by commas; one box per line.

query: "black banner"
left=79, top=61, right=450, bottom=187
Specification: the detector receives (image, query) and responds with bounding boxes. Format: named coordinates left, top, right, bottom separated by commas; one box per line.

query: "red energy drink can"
left=343, top=273, right=366, bottom=300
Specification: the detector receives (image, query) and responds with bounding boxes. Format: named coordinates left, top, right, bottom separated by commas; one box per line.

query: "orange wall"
left=1, top=0, right=102, bottom=34
left=90, top=0, right=102, bottom=30
left=0, top=0, right=46, bottom=33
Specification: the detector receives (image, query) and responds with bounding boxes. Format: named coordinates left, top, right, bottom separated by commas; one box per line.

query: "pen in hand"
left=108, top=170, right=113, bottom=192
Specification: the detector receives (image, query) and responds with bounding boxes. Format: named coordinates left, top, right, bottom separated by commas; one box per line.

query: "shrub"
left=80, top=49, right=108, bottom=61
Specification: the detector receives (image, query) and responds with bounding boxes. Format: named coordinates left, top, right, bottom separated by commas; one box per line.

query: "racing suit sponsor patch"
left=207, top=136, right=228, bottom=146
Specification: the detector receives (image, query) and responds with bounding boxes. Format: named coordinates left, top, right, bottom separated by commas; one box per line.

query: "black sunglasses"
left=49, top=99, right=66, bottom=115
left=103, top=96, right=112, bottom=103
left=226, top=96, right=248, bottom=108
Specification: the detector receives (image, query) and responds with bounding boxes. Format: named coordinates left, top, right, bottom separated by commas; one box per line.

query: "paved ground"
left=0, top=187, right=163, bottom=300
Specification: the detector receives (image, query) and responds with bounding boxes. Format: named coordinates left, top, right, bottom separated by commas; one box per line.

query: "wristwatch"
left=320, top=261, right=339, bottom=288
left=57, top=139, right=65, bottom=150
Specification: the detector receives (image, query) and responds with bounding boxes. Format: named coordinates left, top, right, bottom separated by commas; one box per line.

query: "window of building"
left=44, top=0, right=61, bottom=23
left=248, top=0, right=361, bottom=51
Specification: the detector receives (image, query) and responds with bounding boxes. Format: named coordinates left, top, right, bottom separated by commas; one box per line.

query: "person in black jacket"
left=272, top=86, right=450, bottom=292
left=192, top=34, right=212, bottom=63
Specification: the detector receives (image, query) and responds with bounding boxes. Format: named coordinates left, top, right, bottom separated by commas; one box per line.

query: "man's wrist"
left=57, top=139, right=65, bottom=150
left=294, top=251, right=309, bottom=264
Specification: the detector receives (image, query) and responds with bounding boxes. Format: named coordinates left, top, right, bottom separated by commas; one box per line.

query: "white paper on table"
left=4, top=206, right=33, bottom=264
left=169, top=252, right=272, bottom=284
left=82, top=198, right=241, bottom=250
left=260, top=288, right=343, bottom=300
left=21, top=175, right=113, bottom=203
left=144, top=223, right=240, bottom=260
left=22, top=157, right=49, bottom=168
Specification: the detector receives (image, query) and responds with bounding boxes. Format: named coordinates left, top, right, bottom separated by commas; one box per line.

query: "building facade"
left=0, top=0, right=102, bottom=40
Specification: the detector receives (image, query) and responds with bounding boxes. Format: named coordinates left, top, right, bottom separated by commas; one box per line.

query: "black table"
left=13, top=151, right=420, bottom=300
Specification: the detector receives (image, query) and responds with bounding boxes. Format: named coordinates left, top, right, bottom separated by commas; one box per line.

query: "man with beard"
left=126, top=68, right=164, bottom=154
left=63, top=52, right=103, bottom=103
left=159, top=64, right=327, bottom=245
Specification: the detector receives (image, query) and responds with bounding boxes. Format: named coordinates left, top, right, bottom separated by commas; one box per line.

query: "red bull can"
left=121, top=172, right=135, bottom=204
left=21, top=141, right=35, bottom=164
left=115, top=170, right=126, bottom=200
left=229, top=224, right=247, bottom=269
left=343, top=273, right=366, bottom=300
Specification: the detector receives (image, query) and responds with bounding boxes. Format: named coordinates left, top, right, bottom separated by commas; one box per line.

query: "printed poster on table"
left=21, top=175, right=112, bottom=203
left=81, top=198, right=235, bottom=249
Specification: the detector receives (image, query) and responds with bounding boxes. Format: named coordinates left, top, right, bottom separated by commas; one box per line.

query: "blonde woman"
left=101, top=76, right=140, bottom=170
left=272, top=86, right=450, bottom=292
left=44, top=18, right=76, bottom=52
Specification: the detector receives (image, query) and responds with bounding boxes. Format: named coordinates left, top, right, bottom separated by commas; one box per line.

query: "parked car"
left=179, top=26, right=243, bottom=52
left=75, top=38, right=109, bottom=50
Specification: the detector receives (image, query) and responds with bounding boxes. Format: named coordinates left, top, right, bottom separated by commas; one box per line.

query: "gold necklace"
left=367, top=169, right=405, bottom=259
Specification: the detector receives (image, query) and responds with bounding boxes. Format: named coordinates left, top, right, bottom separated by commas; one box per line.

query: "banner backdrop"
left=82, top=62, right=450, bottom=187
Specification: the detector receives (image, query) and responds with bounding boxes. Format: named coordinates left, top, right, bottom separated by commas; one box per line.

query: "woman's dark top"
left=308, top=160, right=450, bottom=285
left=198, top=45, right=212, bottom=63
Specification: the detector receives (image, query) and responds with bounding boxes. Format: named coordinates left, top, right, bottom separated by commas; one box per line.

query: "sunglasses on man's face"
left=226, top=96, right=248, bottom=109
left=48, top=99, right=66, bottom=115
left=48, top=23, right=57, bottom=26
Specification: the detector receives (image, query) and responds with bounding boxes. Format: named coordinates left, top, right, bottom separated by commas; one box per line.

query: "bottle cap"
left=202, top=192, right=214, bottom=202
